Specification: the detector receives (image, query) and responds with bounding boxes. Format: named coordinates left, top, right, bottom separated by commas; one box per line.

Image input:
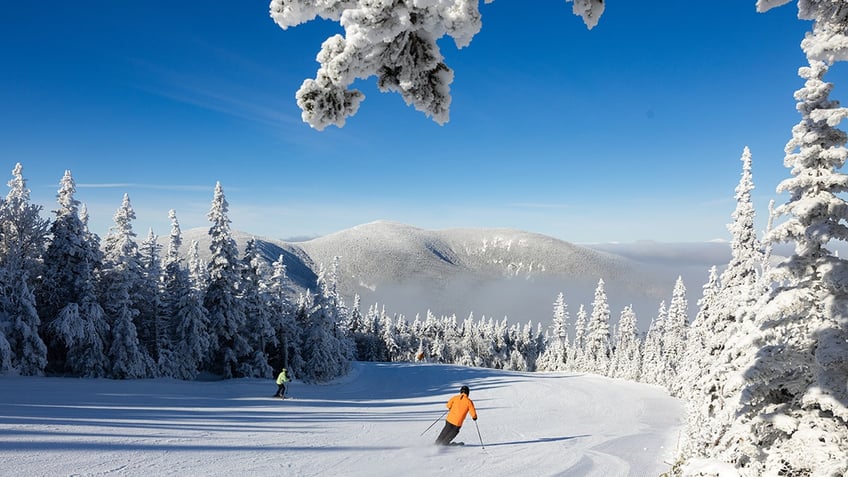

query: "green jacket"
left=276, top=370, right=289, bottom=385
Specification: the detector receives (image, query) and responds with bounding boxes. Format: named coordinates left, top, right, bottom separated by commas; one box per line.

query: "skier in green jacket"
left=274, top=368, right=289, bottom=398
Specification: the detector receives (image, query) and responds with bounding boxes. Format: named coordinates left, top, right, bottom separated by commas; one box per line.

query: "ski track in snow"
left=0, top=362, right=684, bottom=476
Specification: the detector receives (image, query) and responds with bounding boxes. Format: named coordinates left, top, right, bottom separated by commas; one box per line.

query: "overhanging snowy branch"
left=270, top=0, right=841, bottom=129
left=269, top=0, right=606, bottom=130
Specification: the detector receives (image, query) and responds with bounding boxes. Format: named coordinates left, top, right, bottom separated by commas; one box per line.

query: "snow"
left=0, top=361, right=684, bottom=476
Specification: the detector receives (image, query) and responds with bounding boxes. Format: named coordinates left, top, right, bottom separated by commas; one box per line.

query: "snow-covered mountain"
left=182, top=221, right=729, bottom=330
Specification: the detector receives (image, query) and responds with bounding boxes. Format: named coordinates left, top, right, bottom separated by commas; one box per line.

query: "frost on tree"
left=677, top=148, right=764, bottom=463
left=0, top=163, right=48, bottom=375
left=609, top=305, right=641, bottom=382
left=160, top=210, right=211, bottom=380
left=204, top=182, right=251, bottom=378
left=536, top=292, right=569, bottom=371
left=100, top=194, right=153, bottom=378
left=682, top=59, right=848, bottom=476
left=662, top=276, right=688, bottom=395
left=238, top=238, right=275, bottom=378
left=269, top=0, right=605, bottom=129
left=584, top=279, right=611, bottom=375
left=37, top=171, right=109, bottom=376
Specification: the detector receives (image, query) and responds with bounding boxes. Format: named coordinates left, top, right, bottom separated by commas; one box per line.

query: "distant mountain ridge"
left=181, top=221, right=729, bottom=330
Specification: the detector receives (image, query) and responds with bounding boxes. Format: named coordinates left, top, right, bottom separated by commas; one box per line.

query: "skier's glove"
left=473, top=417, right=477, bottom=421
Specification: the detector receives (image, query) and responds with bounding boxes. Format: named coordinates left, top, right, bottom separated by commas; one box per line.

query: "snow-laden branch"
left=270, top=0, right=842, bottom=129
left=269, top=0, right=605, bottom=129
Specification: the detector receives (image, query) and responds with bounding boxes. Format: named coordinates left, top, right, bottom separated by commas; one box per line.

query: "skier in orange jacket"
left=434, top=385, right=477, bottom=445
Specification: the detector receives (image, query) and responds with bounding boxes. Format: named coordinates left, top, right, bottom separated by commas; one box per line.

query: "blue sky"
left=1, top=1, right=843, bottom=244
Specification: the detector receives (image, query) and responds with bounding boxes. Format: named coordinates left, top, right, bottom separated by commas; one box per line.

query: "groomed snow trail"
left=0, top=362, right=683, bottom=476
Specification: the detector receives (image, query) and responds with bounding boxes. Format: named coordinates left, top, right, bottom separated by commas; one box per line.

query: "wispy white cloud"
left=76, top=183, right=225, bottom=192
left=127, top=56, right=303, bottom=130
left=508, top=202, right=575, bottom=209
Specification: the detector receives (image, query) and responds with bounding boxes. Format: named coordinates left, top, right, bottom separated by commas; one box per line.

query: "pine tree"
left=609, top=305, right=641, bottom=381
left=0, top=163, right=49, bottom=278
left=160, top=210, right=210, bottom=379
left=187, top=240, right=209, bottom=294
left=48, top=302, right=108, bottom=377
left=0, top=259, right=47, bottom=375
left=679, top=265, right=721, bottom=448
left=100, top=194, right=152, bottom=378
left=536, top=292, right=569, bottom=371
left=682, top=266, right=720, bottom=389
left=568, top=304, right=588, bottom=371
left=138, top=228, right=164, bottom=365
left=380, top=310, right=399, bottom=362
left=266, top=254, right=297, bottom=371
left=238, top=238, right=274, bottom=378
left=677, top=150, right=765, bottom=461
left=662, top=276, right=688, bottom=395
left=203, top=182, right=250, bottom=378
left=584, top=279, right=611, bottom=376
left=704, top=57, right=848, bottom=475
left=37, top=171, right=108, bottom=376
left=640, top=301, right=666, bottom=386
left=298, top=260, right=353, bottom=382
left=0, top=163, right=48, bottom=375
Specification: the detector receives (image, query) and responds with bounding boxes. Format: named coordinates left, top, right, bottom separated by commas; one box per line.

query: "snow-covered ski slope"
left=0, top=362, right=684, bottom=476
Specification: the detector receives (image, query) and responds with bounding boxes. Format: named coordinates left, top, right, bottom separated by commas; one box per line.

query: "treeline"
left=0, top=162, right=695, bottom=388
left=348, top=276, right=686, bottom=391
left=0, top=169, right=351, bottom=383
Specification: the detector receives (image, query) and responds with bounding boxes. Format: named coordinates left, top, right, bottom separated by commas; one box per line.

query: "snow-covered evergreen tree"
left=536, top=292, right=569, bottom=371
left=0, top=163, right=49, bottom=278
left=48, top=302, right=108, bottom=377
left=0, top=256, right=47, bottom=376
left=640, top=301, right=666, bottom=386
left=266, top=254, right=298, bottom=372
left=100, top=194, right=152, bottom=378
left=138, top=228, right=165, bottom=365
left=677, top=149, right=765, bottom=463
left=568, top=304, right=588, bottom=371
left=160, top=210, right=210, bottom=379
left=299, top=260, right=353, bottom=382
left=761, top=198, right=777, bottom=277
left=238, top=238, right=275, bottom=378
left=584, top=279, right=611, bottom=376
left=354, top=303, right=386, bottom=361
left=521, top=321, right=545, bottom=372
left=609, top=305, right=641, bottom=382
left=0, top=163, right=48, bottom=375
left=187, top=240, right=209, bottom=294
left=682, top=266, right=720, bottom=381
left=662, top=276, right=688, bottom=395
left=679, top=266, right=720, bottom=431
left=696, top=57, right=848, bottom=476
left=380, top=310, right=399, bottom=362
left=203, top=182, right=250, bottom=378
left=37, top=171, right=108, bottom=376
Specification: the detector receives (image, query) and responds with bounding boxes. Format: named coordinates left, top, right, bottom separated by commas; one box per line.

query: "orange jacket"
left=445, top=393, right=477, bottom=427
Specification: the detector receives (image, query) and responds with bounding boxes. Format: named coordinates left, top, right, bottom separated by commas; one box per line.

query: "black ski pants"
left=434, top=421, right=461, bottom=445
left=275, top=383, right=286, bottom=397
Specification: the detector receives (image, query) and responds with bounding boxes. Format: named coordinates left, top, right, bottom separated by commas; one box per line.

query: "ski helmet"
left=460, top=385, right=470, bottom=395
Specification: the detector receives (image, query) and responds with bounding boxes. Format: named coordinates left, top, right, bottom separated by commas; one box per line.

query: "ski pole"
left=420, top=410, right=448, bottom=436
left=474, top=420, right=485, bottom=450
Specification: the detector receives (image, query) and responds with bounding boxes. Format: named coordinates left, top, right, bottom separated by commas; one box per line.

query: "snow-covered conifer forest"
left=1, top=0, right=847, bottom=475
